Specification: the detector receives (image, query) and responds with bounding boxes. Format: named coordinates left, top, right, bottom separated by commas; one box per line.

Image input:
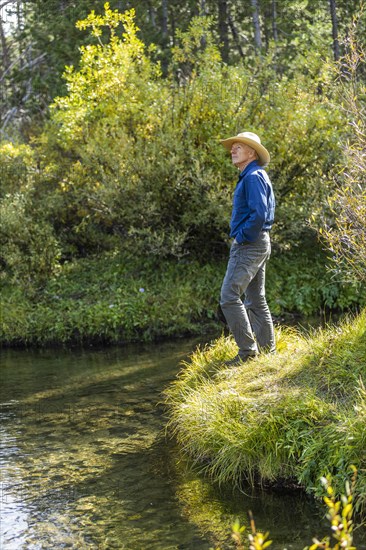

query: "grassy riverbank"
left=1, top=249, right=364, bottom=347
left=165, top=310, right=366, bottom=518
left=0, top=253, right=221, bottom=347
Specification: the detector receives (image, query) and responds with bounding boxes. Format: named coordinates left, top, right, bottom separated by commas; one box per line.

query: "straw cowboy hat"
left=220, top=131, right=270, bottom=166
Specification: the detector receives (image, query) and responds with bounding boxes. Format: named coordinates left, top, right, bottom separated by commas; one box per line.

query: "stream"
left=1, top=339, right=365, bottom=549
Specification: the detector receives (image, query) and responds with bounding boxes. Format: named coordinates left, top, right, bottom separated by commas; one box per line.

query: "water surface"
left=1, top=340, right=364, bottom=549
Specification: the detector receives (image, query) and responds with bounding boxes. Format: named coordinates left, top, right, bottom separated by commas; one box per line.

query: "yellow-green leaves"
left=308, top=474, right=356, bottom=550
left=76, top=3, right=136, bottom=41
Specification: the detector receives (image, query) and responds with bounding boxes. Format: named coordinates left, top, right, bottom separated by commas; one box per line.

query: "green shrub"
left=34, top=6, right=347, bottom=261
left=267, top=247, right=366, bottom=316
left=1, top=248, right=365, bottom=347
left=0, top=191, right=60, bottom=290
left=0, top=142, right=35, bottom=197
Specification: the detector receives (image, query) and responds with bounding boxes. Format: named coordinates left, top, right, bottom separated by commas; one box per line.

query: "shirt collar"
left=239, top=160, right=260, bottom=178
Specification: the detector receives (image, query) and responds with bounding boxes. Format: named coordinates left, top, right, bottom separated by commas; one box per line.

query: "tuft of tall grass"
left=165, top=310, right=366, bottom=518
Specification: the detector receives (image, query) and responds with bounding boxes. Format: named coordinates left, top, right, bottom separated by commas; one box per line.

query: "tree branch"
left=0, top=0, right=15, bottom=10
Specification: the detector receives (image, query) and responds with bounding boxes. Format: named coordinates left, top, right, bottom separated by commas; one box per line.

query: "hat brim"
left=220, top=136, right=270, bottom=166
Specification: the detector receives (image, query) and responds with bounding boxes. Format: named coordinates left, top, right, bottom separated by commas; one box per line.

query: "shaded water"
left=1, top=340, right=365, bottom=549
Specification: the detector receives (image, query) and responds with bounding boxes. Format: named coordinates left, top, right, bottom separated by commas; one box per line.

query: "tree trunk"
left=218, top=0, right=229, bottom=62
left=329, top=0, right=340, bottom=61
left=0, top=18, right=10, bottom=79
left=251, top=0, right=262, bottom=51
left=148, top=1, right=156, bottom=28
left=161, top=0, right=168, bottom=39
left=272, top=0, right=278, bottom=42
left=228, top=13, right=244, bottom=59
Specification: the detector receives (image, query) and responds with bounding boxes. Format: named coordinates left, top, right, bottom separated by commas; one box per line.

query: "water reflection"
left=1, top=341, right=213, bottom=549
left=1, top=341, right=365, bottom=549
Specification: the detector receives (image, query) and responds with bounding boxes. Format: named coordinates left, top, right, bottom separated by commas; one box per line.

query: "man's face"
left=231, top=142, right=256, bottom=169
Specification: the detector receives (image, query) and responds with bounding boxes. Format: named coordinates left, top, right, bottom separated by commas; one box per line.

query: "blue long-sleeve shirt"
left=230, top=160, right=275, bottom=244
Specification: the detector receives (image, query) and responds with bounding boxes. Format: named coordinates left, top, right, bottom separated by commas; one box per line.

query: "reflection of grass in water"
left=172, top=453, right=362, bottom=550
left=171, top=453, right=324, bottom=550
left=173, top=457, right=238, bottom=549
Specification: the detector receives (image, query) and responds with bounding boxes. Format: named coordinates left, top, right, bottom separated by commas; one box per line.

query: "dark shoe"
left=224, top=353, right=257, bottom=366
left=216, top=304, right=228, bottom=325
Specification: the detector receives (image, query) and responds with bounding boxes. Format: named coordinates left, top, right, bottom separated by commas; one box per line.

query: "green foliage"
left=267, top=247, right=366, bottom=316
left=1, top=5, right=365, bottom=342
left=0, top=252, right=221, bottom=346
left=165, top=311, right=366, bottom=518
left=52, top=6, right=160, bottom=147
left=39, top=10, right=232, bottom=259
left=0, top=192, right=60, bottom=290
left=0, top=142, right=35, bottom=196
left=0, top=142, right=61, bottom=289
left=35, top=6, right=346, bottom=262
left=317, top=18, right=366, bottom=282
left=307, top=473, right=357, bottom=550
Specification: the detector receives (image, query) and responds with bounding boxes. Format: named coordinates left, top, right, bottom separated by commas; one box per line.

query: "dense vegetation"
left=1, top=3, right=365, bottom=347
left=2, top=0, right=365, bottom=133
left=1, top=249, right=364, bottom=347
left=1, top=2, right=365, bottom=544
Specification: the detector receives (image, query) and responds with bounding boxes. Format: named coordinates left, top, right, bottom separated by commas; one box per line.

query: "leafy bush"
left=0, top=142, right=35, bottom=197
left=267, top=246, right=366, bottom=316
left=0, top=191, right=60, bottom=290
left=319, top=26, right=366, bottom=283
left=1, top=5, right=364, bottom=331
left=35, top=5, right=347, bottom=261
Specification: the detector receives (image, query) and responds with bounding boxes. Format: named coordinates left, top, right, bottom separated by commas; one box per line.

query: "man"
left=219, top=131, right=275, bottom=365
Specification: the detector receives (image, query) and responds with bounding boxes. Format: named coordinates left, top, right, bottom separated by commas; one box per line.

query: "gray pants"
left=220, top=232, right=275, bottom=358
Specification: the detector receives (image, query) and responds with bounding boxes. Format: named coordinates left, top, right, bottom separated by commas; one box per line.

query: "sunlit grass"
left=165, top=310, right=366, bottom=519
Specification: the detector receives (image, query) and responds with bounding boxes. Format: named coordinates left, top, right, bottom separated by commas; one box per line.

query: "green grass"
left=164, top=310, right=366, bottom=518
left=1, top=248, right=365, bottom=346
